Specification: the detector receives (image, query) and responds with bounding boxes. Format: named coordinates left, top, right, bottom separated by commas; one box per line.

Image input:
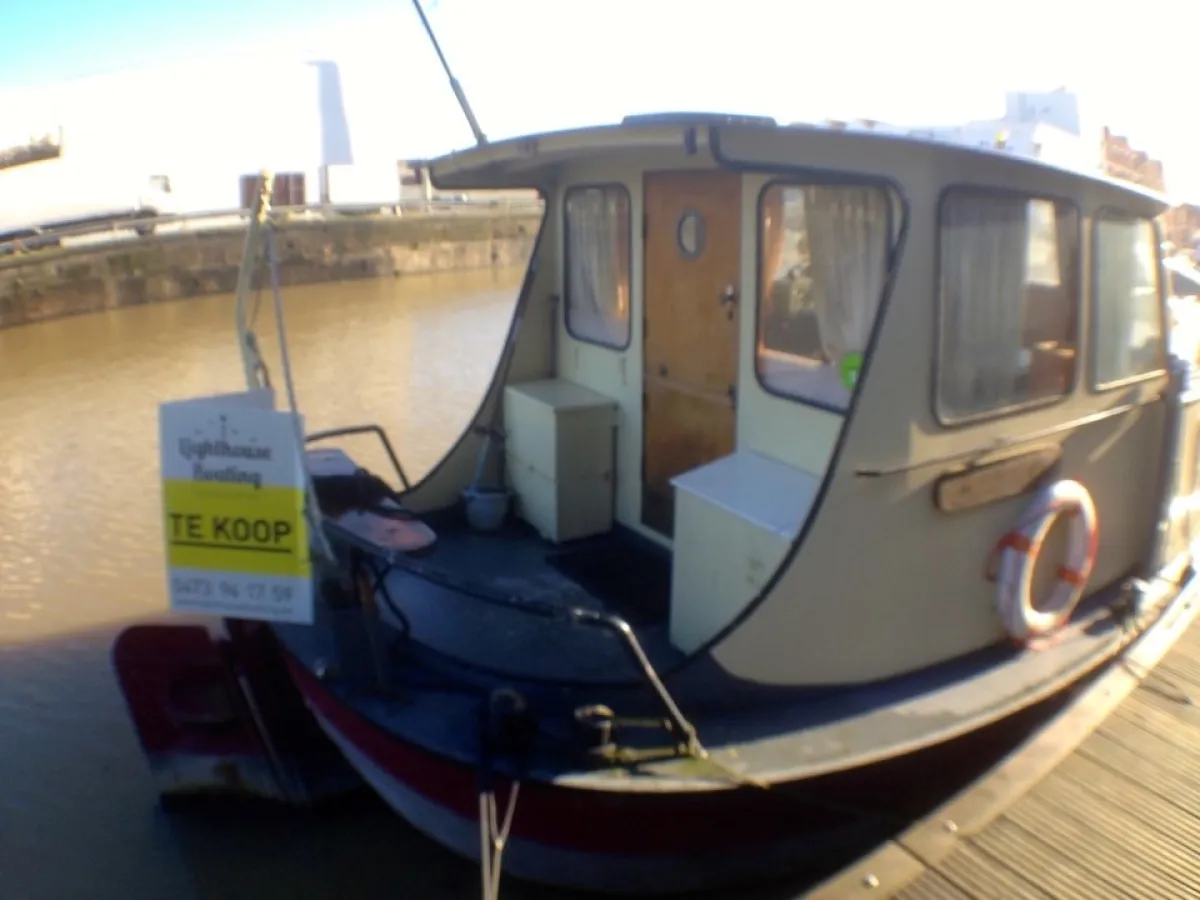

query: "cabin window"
left=757, top=183, right=891, bottom=410
left=936, top=190, right=1080, bottom=422
left=563, top=185, right=632, bottom=349
left=1092, top=213, right=1165, bottom=388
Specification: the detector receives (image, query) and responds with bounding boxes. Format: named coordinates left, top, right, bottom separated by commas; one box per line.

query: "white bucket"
left=462, top=486, right=511, bottom=532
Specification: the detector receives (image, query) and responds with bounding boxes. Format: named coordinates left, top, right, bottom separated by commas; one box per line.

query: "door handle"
left=720, top=284, right=738, bottom=320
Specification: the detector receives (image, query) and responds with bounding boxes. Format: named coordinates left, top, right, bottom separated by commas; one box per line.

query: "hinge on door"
left=728, top=384, right=737, bottom=409
left=642, top=211, right=648, bottom=240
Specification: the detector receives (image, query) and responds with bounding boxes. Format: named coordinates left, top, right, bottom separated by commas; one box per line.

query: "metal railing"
left=0, top=195, right=545, bottom=259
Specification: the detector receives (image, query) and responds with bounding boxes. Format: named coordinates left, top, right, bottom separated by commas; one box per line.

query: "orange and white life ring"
left=994, top=479, right=1099, bottom=643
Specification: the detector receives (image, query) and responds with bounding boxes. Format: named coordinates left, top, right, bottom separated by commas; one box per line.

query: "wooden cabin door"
left=641, top=170, right=742, bottom=536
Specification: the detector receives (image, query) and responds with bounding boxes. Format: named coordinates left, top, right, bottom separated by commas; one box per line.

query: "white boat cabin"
left=397, top=114, right=1184, bottom=690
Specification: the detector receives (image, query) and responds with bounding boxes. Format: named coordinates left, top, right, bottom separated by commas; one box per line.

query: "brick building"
left=1101, top=126, right=1167, bottom=191
left=1164, top=204, right=1200, bottom=255
left=1099, top=127, right=1200, bottom=253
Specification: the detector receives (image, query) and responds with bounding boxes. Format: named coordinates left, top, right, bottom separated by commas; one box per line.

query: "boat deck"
left=811, top=582, right=1200, bottom=900
left=373, top=506, right=683, bottom=685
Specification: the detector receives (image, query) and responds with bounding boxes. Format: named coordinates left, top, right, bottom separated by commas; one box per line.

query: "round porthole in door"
left=676, top=209, right=706, bottom=259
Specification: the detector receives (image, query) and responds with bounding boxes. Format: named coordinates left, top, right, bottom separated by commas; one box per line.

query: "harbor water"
left=0, top=269, right=531, bottom=900
left=0, top=267, right=1066, bottom=900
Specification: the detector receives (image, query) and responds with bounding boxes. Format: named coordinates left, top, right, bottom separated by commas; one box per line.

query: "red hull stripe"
left=283, top=655, right=864, bottom=856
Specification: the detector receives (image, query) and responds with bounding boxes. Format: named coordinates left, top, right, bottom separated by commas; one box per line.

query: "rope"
left=234, top=174, right=274, bottom=390
left=248, top=244, right=267, bottom=330
left=243, top=331, right=272, bottom=390
left=478, top=779, right=520, bottom=900
left=477, top=691, right=525, bottom=900
left=264, top=226, right=335, bottom=564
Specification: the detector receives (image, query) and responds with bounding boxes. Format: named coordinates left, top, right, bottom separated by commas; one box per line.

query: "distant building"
left=819, top=89, right=1198, bottom=254
left=815, top=89, right=1102, bottom=172
left=0, top=129, right=62, bottom=171
left=1101, top=126, right=1166, bottom=191
left=911, top=89, right=1106, bottom=173
left=1163, top=204, right=1200, bottom=258
left=0, top=56, right=413, bottom=231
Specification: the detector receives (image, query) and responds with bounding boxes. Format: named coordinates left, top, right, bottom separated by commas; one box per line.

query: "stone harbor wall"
left=0, top=211, right=542, bottom=329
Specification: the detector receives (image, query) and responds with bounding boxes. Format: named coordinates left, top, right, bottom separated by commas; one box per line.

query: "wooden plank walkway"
left=810, top=584, right=1200, bottom=900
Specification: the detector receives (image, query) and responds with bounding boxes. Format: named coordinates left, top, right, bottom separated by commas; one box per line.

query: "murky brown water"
left=0, top=269, right=535, bottom=900
left=0, top=269, right=1065, bottom=900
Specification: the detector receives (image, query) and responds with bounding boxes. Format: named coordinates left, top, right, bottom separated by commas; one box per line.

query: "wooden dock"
left=811, top=585, right=1200, bottom=900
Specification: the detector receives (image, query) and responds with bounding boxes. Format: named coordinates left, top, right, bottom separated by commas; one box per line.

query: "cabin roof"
left=427, top=112, right=1170, bottom=210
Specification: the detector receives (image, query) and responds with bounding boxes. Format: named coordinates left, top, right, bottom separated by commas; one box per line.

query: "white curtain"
left=939, top=195, right=1029, bottom=418
left=1094, top=220, right=1137, bottom=384
left=565, top=189, right=629, bottom=347
left=802, top=186, right=890, bottom=364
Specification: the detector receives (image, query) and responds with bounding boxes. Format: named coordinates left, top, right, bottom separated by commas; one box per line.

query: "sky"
left=2, top=0, right=1199, bottom=196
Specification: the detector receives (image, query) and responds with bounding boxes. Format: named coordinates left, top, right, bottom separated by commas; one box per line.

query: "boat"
left=107, top=3, right=1200, bottom=884
left=108, top=106, right=1200, bottom=894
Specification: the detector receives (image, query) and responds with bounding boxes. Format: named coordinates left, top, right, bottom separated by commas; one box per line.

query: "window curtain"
left=565, top=190, right=629, bottom=346
left=802, top=186, right=890, bottom=365
left=939, top=195, right=1029, bottom=417
left=1094, top=219, right=1138, bottom=384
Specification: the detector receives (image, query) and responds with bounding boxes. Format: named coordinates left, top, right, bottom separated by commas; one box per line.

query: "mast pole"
left=409, top=0, right=488, bottom=146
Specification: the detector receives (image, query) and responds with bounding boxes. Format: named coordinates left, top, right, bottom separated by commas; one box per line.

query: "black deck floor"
left=371, top=507, right=684, bottom=686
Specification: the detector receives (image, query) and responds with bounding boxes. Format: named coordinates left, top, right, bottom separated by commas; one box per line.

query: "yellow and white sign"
left=159, top=388, right=314, bottom=624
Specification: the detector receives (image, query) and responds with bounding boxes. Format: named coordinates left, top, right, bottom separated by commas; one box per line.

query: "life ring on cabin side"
left=993, top=479, right=1099, bottom=644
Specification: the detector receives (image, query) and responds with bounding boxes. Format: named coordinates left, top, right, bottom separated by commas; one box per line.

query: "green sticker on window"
left=840, top=352, right=863, bottom=391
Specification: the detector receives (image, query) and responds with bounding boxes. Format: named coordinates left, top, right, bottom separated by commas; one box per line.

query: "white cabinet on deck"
left=503, top=378, right=618, bottom=543
left=669, top=451, right=818, bottom=654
